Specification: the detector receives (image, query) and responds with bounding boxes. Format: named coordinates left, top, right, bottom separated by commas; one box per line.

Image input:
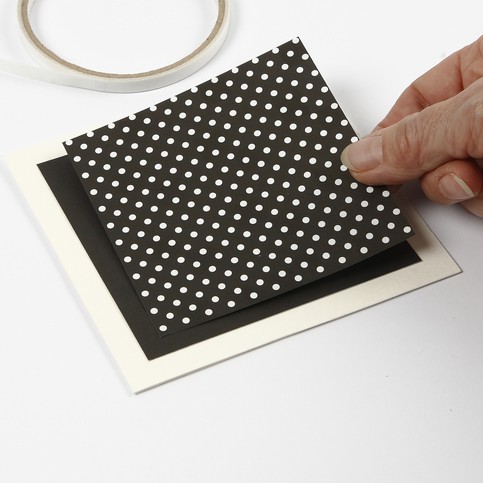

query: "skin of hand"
left=340, top=36, right=483, bottom=217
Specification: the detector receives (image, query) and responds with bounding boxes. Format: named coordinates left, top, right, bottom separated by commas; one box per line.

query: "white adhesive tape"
left=0, top=0, right=230, bottom=93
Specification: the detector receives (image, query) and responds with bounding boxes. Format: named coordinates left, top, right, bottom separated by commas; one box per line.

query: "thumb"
left=340, top=79, right=483, bottom=186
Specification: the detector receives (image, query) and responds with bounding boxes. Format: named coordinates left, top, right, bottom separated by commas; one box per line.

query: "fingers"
left=340, top=78, right=483, bottom=185
left=419, top=159, right=483, bottom=204
left=376, top=66, right=463, bottom=130
left=376, top=36, right=483, bottom=129
left=340, top=36, right=483, bottom=217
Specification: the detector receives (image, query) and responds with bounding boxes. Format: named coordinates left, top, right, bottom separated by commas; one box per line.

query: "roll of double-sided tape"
left=0, top=0, right=230, bottom=93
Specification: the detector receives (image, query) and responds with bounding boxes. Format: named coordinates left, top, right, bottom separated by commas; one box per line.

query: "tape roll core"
left=16, top=0, right=230, bottom=93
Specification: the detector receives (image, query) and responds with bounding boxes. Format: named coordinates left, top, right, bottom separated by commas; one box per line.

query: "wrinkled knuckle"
left=389, top=114, right=422, bottom=170
left=467, top=97, right=483, bottom=157
left=477, top=35, right=483, bottom=57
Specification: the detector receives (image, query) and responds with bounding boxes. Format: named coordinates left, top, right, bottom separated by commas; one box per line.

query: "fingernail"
left=340, top=136, right=383, bottom=172
left=439, top=173, right=475, bottom=201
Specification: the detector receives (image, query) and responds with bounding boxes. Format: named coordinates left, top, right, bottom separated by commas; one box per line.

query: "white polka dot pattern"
left=65, top=38, right=413, bottom=337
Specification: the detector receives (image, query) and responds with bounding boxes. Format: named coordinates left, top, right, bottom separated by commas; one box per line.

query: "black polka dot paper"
left=64, top=38, right=413, bottom=338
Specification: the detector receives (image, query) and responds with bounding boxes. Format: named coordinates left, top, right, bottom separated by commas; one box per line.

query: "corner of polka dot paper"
left=64, top=38, right=413, bottom=338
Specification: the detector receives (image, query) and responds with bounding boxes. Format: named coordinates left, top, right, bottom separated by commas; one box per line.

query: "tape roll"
left=1, top=0, right=230, bottom=93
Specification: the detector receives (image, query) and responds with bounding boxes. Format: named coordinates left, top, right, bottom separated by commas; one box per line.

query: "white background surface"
left=0, top=0, right=482, bottom=481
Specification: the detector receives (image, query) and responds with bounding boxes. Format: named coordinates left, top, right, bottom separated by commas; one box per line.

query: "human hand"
left=340, top=36, right=483, bottom=217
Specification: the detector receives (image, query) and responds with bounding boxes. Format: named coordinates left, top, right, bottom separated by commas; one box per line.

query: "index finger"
left=376, top=36, right=483, bottom=129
